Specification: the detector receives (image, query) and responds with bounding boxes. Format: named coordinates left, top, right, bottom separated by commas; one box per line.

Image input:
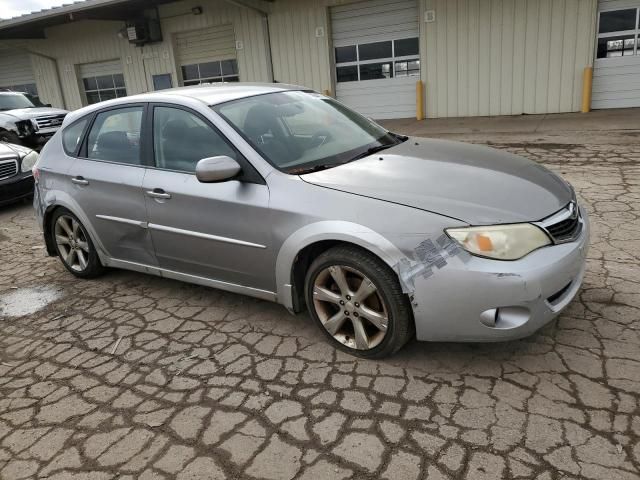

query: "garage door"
left=175, top=25, right=239, bottom=85
left=592, top=1, right=640, bottom=109
left=331, top=0, right=420, bottom=119
left=0, top=51, right=38, bottom=98
left=79, top=59, right=126, bottom=105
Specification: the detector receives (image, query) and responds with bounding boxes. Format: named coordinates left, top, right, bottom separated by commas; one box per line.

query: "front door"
left=143, top=104, right=272, bottom=291
left=69, top=104, right=156, bottom=266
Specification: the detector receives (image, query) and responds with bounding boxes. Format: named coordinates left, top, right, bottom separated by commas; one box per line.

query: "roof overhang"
left=0, top=0, right=178, bottom=39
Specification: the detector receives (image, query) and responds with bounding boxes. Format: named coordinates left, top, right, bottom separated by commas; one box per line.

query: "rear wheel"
left=51, top=208, right=104, bottom=278
left=305, top=245, right=413, bottom=358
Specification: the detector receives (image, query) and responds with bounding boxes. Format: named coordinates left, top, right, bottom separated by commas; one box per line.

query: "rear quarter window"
left=62, top=118, right=89, bottom=156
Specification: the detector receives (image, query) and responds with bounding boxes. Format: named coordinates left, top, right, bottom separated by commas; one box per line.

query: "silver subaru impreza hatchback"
left=33, top=83, right=589, bottom=358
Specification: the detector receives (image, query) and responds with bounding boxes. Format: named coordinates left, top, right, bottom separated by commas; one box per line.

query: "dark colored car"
left=0, top=142, right=38, bottom=206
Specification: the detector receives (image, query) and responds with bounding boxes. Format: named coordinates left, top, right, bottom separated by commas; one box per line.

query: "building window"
left=1, top=83, right=39, bottom=101
left=181, top=59, right=239, bottom=85
left=83, top=74, right=127, bottom=105
left=597, top=8, right=639, bottom=58
left=152, top=74, right=173, bottom=91
left=335, top=37, right=420, bottom=83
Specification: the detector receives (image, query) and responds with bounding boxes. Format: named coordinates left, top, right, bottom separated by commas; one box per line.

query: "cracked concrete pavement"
left=0, top=119, right=639, bottom=479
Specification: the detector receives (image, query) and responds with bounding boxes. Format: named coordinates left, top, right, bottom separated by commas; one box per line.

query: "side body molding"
left=275, top=220, right=406, bottom=309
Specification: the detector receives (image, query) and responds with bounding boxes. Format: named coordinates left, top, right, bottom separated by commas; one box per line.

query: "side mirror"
left=195, top=156, right=241, bottom=183
left=45, top=103, right=52, bottom=107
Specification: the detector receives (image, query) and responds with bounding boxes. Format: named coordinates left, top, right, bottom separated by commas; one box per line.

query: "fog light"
left=479, top=308, right=497, bottom=327
left=479, top=307, right=529, bottom=330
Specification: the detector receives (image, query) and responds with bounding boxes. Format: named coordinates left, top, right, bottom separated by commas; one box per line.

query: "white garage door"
left=79, top=59, right=126, bottom=105
left=331, top=0, right=420, bottom=119
left=592, top=1, right=640, bottom=109
left=0, top=51, right=38, bottom=98
left=175, top=25, right=239, bottom=85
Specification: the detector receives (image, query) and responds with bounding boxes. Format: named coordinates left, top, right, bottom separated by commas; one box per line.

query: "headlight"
left=445, top=223, right=551, bottom=260
left=15, top=120, right=34, bottom=137
left=21, top=151, right=39, bottom=173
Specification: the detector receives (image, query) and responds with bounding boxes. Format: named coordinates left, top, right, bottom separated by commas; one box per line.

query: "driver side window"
left=153, top=106, right=236, bottom=173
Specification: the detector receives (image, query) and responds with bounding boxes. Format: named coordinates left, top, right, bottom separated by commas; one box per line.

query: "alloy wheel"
left=54, top=215, right=90, bottom=272
left=312, top=265, right=389, bottom=350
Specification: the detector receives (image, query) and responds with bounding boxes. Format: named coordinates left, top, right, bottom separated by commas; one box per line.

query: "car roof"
left=63, top=82, right=308, bottom=126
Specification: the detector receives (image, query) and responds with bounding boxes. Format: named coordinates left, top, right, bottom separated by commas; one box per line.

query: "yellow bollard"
left=416, top=80, right=424, bottom=121
left=581, top=67, right=593, bottom=113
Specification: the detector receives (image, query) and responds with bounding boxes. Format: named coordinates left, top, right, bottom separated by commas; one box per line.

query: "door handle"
left=146, top=188, right=171, bottom=200
left=71, top=176, right=89, bottom=186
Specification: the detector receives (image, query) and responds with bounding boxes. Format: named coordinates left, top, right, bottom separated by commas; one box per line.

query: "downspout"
left=263, top=12, right=275, bottom=82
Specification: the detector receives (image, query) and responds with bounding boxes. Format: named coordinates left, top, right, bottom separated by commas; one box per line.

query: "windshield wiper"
left=288, top=163, right=340, bottom=175
left=348, top=142, right=399, bottom=162
left=289, top=137, right=406, bottom=175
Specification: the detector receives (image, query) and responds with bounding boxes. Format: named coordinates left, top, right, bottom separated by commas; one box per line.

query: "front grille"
left=540, top=201, right=582, bottom=243
left=0, top=159, right=18, bottom=180
left=34, top=114, right=66, bottom=130
left=546, top=215, right=582, bottom=242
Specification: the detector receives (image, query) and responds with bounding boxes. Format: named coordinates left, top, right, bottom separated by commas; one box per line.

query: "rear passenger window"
left=62, top=118, right=88, bottom=155
left=153, top=106, right=236, bottom=173
left=86, top=106, right=143, bottom=165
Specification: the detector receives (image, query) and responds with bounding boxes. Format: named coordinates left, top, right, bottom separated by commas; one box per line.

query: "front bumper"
left=411, top=207, right=590, bottom=342
left=0, top=173, right=34, bottom=207
left=20, top=133, right=55, bottom=151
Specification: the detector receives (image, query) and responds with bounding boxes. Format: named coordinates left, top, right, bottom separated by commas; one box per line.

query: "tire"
left=51, top=208, right=105, bottom=279
left=0, top=130, right=22, bottom=146
left=304, top=245, right=414, bottom=358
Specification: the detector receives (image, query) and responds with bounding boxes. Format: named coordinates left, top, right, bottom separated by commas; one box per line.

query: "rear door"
left=69, top=104, right=157, bottom=266
left=142, top=104, right=272, bottom=291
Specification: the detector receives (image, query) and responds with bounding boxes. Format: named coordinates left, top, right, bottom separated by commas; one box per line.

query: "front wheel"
left=305, top=245, right=414, bottom=358
left=51, top=208, right=104, bottom=278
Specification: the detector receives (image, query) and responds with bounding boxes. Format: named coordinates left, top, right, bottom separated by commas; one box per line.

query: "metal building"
left=0, top=0, right=638, bottom=119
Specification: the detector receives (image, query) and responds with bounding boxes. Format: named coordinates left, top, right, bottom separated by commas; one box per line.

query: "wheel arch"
left=275, top=221, right=406, bottom=312
left=40, top=191, right=108, bottom=263
left=42, top=203, right=62, bottom=256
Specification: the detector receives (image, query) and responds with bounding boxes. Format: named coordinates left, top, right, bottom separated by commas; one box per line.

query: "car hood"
left=0, top=142, right=31, bottom=158
left=1, top=107, right=68, bottom=120
left=300, top=138, right=572, bottom=225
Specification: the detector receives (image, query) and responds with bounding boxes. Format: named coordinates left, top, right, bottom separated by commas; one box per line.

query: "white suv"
left=0, top=91, right=68, bottom=150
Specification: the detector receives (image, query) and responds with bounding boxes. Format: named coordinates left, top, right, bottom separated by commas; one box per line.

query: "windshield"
left=0, top=93, right=37, bottom=111
left=214, top=91, right=401, bottom=173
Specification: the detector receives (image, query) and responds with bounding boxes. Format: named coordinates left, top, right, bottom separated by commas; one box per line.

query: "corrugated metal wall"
left=0, top=0, right=600, bottom=117
left=268, top=0, right=394, bottom=94
left=269, top=0, right=598, bottom=117
left=174, top=24, right=237, bottom=64
left=30, top=53, right=64, bottom=107
left=421, top=0, right=598, bottom=118
left=20, top=0, right=271, bottom=110
left=0, top=50, right=35, bottom=87
left=268, top=0, right=334, bottom=91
